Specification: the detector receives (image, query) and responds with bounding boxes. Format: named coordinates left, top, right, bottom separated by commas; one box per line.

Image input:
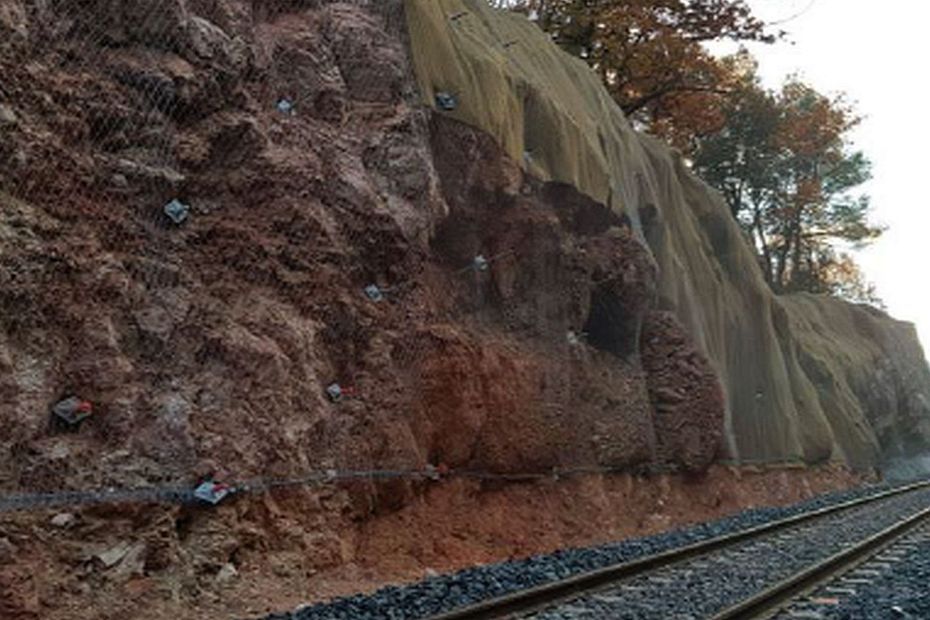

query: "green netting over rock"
left=405, top=0, right=930, bottom=466
left=405, top=0, right=647, bottom=222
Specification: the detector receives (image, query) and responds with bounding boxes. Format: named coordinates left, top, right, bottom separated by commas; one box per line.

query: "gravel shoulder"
left=526, top=487, right=930, bottom=619
left=262, top=480, right=922, bottom=620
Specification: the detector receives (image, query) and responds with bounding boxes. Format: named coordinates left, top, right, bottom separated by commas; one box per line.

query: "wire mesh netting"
left=6, top=5, right=930, bottom=620
left=0, top=0, right=697, bottom=517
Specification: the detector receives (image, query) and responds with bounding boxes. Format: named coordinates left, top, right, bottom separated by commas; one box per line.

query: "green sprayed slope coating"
left=406, top=0, right=643, bottom=219
left=405, top=0, right=930, bottom=465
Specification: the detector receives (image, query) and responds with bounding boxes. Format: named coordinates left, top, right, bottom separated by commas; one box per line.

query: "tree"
left=692, top=66, right=883, bottom=301
left=496, top=0, right=777, bottom=151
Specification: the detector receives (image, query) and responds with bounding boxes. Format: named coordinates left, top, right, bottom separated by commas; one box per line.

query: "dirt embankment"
left=0, top=463, right=864, bottom=620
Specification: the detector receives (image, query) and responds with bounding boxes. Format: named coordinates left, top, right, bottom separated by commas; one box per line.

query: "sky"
left=711, top=0, right=930, bottom=349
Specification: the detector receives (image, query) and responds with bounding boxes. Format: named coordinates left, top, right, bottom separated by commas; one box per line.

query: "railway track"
left=769, top=519, right=930, bottom=620
left=424, top=480, right=930, bottom=620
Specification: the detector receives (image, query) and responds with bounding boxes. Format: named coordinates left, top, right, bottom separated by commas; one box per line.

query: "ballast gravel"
left=526, top=486, right=930, bottom=618
left=257, top=481, right=922, bottom=620
left=774, top=522, right=930, bottom=620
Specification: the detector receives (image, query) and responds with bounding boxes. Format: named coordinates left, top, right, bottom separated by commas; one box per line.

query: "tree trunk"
left=751, top=202, right=773, bottom=286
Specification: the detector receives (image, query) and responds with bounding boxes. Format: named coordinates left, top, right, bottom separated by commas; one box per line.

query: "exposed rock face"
left=642, top=311, right=725, bottom=471
left=0, top=0, right=725, bottom=513
left=0, top=4, right=727, bottom=616
left=0, top=1, right=446, bottom=505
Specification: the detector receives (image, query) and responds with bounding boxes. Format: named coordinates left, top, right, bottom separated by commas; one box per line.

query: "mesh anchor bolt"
left=567, top=330, right=587, bottom=346
left=276, top=98, right=295, bottom=115
left=473, top=254, right=490, bottom=272
left=425, top=463, right=449, bottom=482
left=163, top=199, right=190, bottom=225
left=364, top=284, right=384, bottom=302
left=52, top=396, right=93, bottom=426
left=435, top=92, right=458, bottom=112
left=193, top=480, right=233, bottom=505
left=326, top=383, right=344, bottom=403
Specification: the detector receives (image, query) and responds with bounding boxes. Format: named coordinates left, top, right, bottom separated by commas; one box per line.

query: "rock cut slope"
left=0, top=0, right=926, bottom=618
left=404, top=0, right=930, bottom=466
left=0, top=0, right=726, bottom=517
left=0, top=0, right=925, bottom=512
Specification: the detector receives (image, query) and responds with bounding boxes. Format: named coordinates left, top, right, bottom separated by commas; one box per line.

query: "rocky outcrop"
left=1, top=1, right=441, bottom=502
left=642, top=311, right=725, bottom=471
left=0, top=3, right=726, bottom=616
left=0, top=0, right=729, bottom=519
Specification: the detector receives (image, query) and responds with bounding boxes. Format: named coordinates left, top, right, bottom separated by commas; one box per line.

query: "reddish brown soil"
left=0, top=464, right=865, bottom=619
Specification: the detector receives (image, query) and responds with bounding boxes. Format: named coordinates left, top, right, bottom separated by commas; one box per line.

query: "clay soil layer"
left=0, top=464, right=864, bottom=619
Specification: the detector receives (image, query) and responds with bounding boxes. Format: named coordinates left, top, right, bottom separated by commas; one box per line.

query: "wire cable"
left=766, top=0, right=819, bottom=27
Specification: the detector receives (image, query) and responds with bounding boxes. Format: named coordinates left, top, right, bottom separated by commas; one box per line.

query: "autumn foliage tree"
left=495, top=0, right=776, bottom=151
left=692, top=63, right=882, bottom=301
left=493, top=0, right=882, bottom=304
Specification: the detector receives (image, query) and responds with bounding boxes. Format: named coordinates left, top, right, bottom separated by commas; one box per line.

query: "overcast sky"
left=713, top=0, right=930, bottom=349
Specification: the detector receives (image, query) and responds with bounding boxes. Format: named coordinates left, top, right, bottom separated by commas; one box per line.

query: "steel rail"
left=424, top=479, right=930, bottom=620
left=709, top=505, right=930, bottom=620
